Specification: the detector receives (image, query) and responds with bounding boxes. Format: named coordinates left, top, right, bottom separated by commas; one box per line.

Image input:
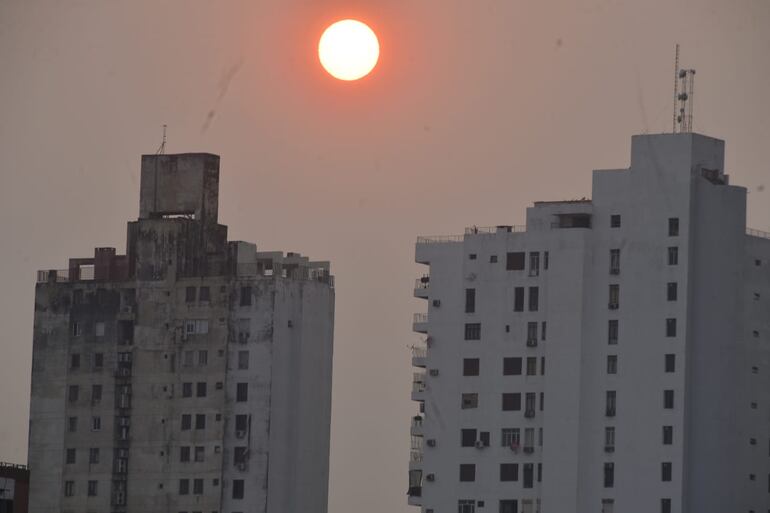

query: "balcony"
left=411, top=416, right=424, bottom=436
left=411, top=345, right=427, bottom=368
left=411, top=372, right=427, bottom=401
left=413, top=313, right=428, bottom=333
left=414, top=276, right=430, bottom=299
left=409, top=449, right=423, bottom=469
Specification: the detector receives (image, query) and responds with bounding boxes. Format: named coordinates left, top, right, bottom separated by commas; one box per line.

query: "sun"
left=318, top=19, right=379, bottom=81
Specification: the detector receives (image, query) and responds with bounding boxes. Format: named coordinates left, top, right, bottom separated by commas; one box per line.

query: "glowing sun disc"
left=318, top=19, right=379, bottom=81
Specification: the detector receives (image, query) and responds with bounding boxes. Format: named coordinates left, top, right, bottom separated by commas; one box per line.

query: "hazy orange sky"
left=1, top=1, right=769, bottom=511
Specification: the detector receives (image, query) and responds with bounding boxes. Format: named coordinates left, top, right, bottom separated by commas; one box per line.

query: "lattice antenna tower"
left=673, top=45, right=696, bottom=133
left=156, top=124, right=167, bottom=155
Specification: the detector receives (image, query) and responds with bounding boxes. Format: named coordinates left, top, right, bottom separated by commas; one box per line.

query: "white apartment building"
left=28, top=153, right=335, bottom=513
left=408, top=132, right=770, bottom=513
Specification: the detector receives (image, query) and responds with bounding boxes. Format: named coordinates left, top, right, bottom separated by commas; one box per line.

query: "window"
left=662, top=462, right=672, bottom=481
left=502, top=393, right=521, bottom=411
left=604, top=462, right=614, bottom=487
left=239, top=287, right=252, bottom=307
left=528, top=287, right=539, bottom=311
left=668, top=247, right=678, bottom=265
left=541, top=321, right=547, bottom=340
left=464, top=323, right=481, bottom=340
left=478, top=431, right=490, bottom=447
left=463, top=358, right=480, bottom=376
left=469, top=253, right=477, bottom=260
left=607, top=355, right=618, bottom=374
left=525, top=392, right=536, bottom=413
left=501, top=428, right=520, bottom=447
left=238, top=350, right=249, bottom=370
left=524, top=428, right=535, bottom=449
left=668, top=218, right=679, bottom=236
left=665, top=354, right=675, bottom=373
left=198, top=350, right=208, bottom=366
left=91, top=384, right=102, bottom=402
left=183, top=383, right=193, bottom=398
left=234, top=446, right=248, bottom=464
left=194, top=446, right=205, bottom=462
left=465, top=289, right=476, bottom=313
left=461, top=393, right=479, bottom=409
left=606, top=391, right=616, bottom=416
left=514, top=287, right=525, bottom=312
left=540, top=358, right=546, bottom=376
left=605, top=427, right=615, bottom=449
left=523, top=463, right=534, bottom=488
left=662, top=426, right=673, bottom=445
left=664, top=390, right=674, bottom=409
left=180, top=446, right=191, bottom=462
left=237, top=383, right=248, bottom=402
left=64, top=480, right=74, bottom=497
left=500, top=463, right=519, bottom=481
left=232, top=479, right=244, bottom=499
left=609, top=284, right=619, bottom=309
left=195, top=414, right=206, bottom=430
left=459, top=464, right=476, bottom=482
left=610, top=214, right=621, bottom=228
left=601, top=499, right=614, bottom=513
left=68, top=385, right=79, bottom=402
left=185, top=286, right=196, bottom=302
left=89, top=449, right=99, bottom=465
left=544, top=251, right=549, bottom=269
left=91, top=416, right=101, bottom=431
left=179, top=479, right=190, bottom=495
left=667, top=282, right=677, bottom=301
left=461, top=429, right=477, bottom=447
left=608, top=320, right=619, bottom=345
left=526, top=357, right=537, bottom=376
left=527, top=322, right=538, bottom=342
left=609, top=249, right=620, bottom=274
left=196, top=382, right=207, bottom=398
left=192, top=478, right=203, bottom=494
left=529, top=252, right=540, bottom=276
left=66, top=448, right=76, bottom=464
left=185, top=319, right=208, bottom=335
left=490, top=255, right=498, bottom=263
left=199, top=286, right=210, bottom=302
left=506, top=252, right=525, bottom=270
left=70, top=353, right=80, bottom=369
left=68, top=416, right=78, bottom=432
left=87, top=480, right=98, bottom=497
left=183, top=350, right=194, bottom=367
left=94, top=352, right=104, bottom=368
left=661, top=498, right=672, bottom=513
left=666, top=318, right=677, bottom=337
left=500, top=500, right=518, bottom=513
left=72, top=321, right=82, bottom=337
left=458, top=500, right=476, bottom=513
left=235, top=414, right=249, bottom=432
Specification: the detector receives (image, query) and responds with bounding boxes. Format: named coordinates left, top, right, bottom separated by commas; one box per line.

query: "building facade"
left=407, top=133, right=770, bottom=513
left=28, top=153, right=335, bottom=513
left=0, top=462, right=29, bottom=513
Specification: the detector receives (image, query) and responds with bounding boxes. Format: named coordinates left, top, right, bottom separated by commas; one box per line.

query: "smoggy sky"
left=1, top=1, right=768, bottom=511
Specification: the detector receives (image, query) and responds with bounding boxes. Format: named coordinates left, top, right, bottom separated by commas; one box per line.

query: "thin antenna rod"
left=156, top=124, right=167, bottom=155
left=673, top=44, right=679, bottom=133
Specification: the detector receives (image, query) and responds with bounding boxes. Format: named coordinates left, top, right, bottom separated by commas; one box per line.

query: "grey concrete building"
left=28, top=153, right=334, bottom=513
left=408, top=132, right=770, bottom=513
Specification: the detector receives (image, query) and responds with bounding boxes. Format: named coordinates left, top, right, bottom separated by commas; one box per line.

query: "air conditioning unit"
left=525, top=409, right=535, bottom=418
left=429, top=369, right=439, bottom=377
left=238, top=332, right=249, bottom=344
left=474, top=440, right=486, bottom=449
left=426, top=439, right=436, bottom=447
left=425, top=473, right=435, bottom=482
left=432, top=300, right=441, bottom=307
left=236, top=430, right=247, bottom=439
left=610, top=268, right=620, bottom=275
left=526, top=338, right=538, bottom=347
left=608, top=303, right=619, bottom=310
left=604, top=445, right=615, bottom=453
left=237, top=462, right=248, bottom=471
left=122, top=305, right=134, bottom=314
left=606, top=408, right=616, bottom=417
left=509, top=443, right=520, bottom=452
left=523, top=446, right=534, bottom=454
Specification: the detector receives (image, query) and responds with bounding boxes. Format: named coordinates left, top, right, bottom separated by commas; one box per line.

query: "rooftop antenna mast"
left=156, top=124, right=167, bottom=155
left=672, top=45, right=696, bottom=133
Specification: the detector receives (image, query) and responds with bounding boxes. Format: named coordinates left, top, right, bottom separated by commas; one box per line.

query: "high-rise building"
left=0, top=462, right=29, bottom=513
left=407, top=133, right=770, bottom=513
left=28, top=153, right=335, bottom=513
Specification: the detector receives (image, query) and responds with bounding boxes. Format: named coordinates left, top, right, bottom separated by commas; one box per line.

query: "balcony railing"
left=412, top=346, right=427, bottom=359
left=413, top=313, right=428, bottom=324
left=747, top=228, right=770, bottom=240
left=416, top=226, right=526, bottom=244
left=414, top=277, right=430, bottom=290
left=410, top=450, right=423, bottom=463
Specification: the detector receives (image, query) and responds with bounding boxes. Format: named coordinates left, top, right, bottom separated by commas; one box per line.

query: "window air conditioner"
left=425, top=473, right=435, bottom=482
left=426, top=439, right=436, bottom=447
left=429, top=369, right=439, bottom=377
